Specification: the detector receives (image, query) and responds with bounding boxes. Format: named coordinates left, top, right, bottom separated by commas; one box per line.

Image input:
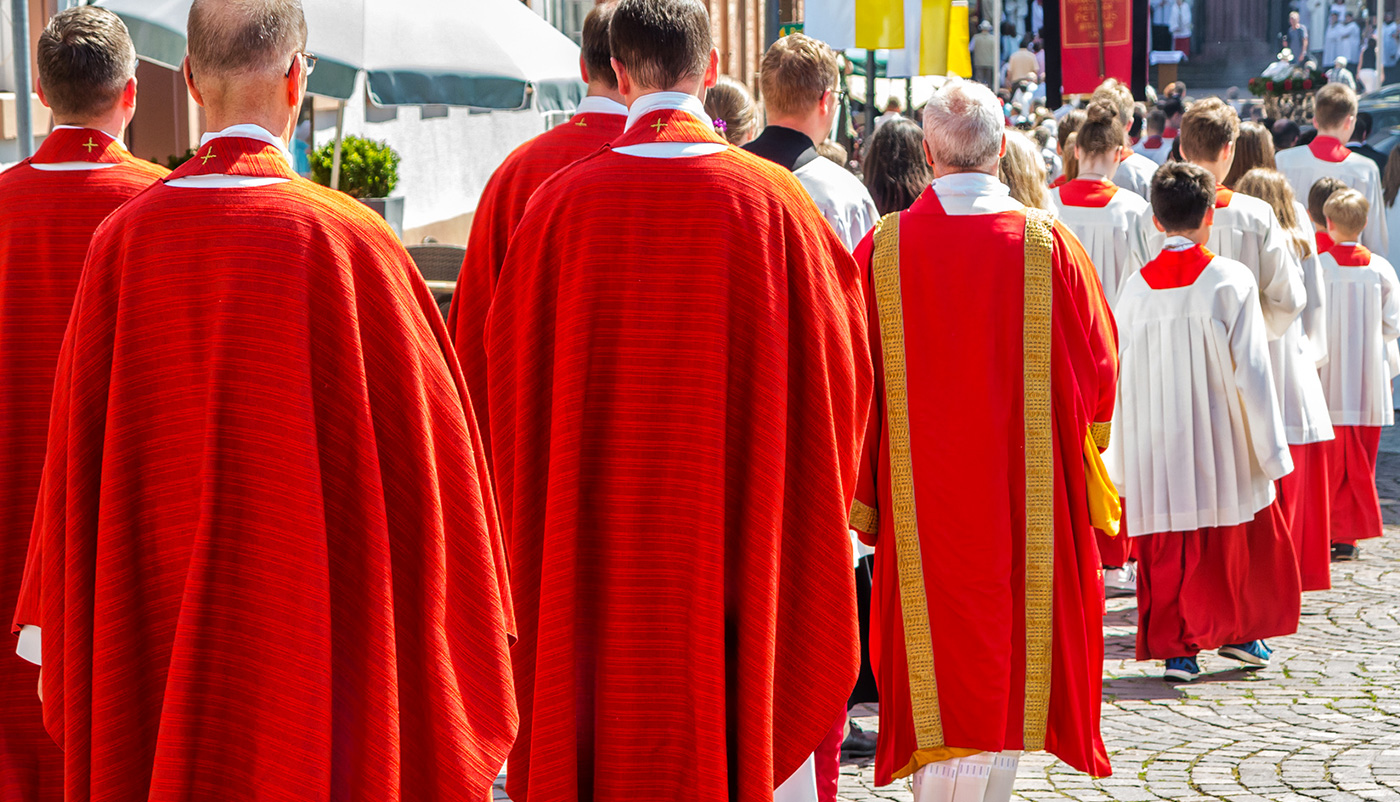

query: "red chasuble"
left=849, top=189, right=1118, bottom=784
left=12, top=136, right=516, bottom=802
left=0, top=128, right=165, bottom=802
left=446, top=108, right=625, bottom=451
left=488, top=107, right=873, bottom=802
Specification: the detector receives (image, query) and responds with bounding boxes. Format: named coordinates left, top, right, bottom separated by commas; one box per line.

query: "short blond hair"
left=1090, top=78, right=1133, bottom=128
left=1324, top=188, right=1370, bottom=233
left=1313, top=82, right=1358, bottom=131
left=1180, top=97, right=1240, bottom=162
left=759, top=33, right=838, bottom=118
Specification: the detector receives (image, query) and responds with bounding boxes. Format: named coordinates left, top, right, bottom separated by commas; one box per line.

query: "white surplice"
left=1049, top=181, right=1151, bottom=305
left=1115, top=151, right=1159, bottom=201
left=1276, top=143, right=1389, bottom=255
left=794, top=155, right=878, bottom=252
left=1106, top=242, right=1293, bottom=537
left=1319, top=247, right=1400, bottom=426
left=1272, top=208, right=1335, bottom=445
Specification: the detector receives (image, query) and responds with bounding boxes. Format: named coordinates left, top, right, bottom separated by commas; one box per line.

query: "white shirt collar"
left=200, top=124, right=294, bottom=169
left=625, top=91, right=713, bottom=132
left=931, top=171, right=1010, bottom=198
left=1163, top=235, right=1197, bottom=251
left=1338, top=241, right=1360, bottom=246
left=576, top=95, right=628, bottom=117
left=51, top=124, right=127, bottom=151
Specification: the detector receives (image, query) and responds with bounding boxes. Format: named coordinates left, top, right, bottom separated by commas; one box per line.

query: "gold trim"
left=1089, top=421, right=1112, bottom=451
left=871, top=212, right=946, bottom=758
left=1021, top=209, right=1056, bottom=751
left=849, top=498, right=879, bottom=534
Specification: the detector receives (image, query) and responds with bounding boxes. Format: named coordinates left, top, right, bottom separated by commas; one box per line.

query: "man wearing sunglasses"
left=12, top=2, right=517, bottom=800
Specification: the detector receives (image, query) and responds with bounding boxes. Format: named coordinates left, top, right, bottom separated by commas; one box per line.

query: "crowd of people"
left=0, top=1, right=1393, bottom=802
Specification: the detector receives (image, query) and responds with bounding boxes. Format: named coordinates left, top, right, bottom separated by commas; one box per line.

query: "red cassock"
left=1327, top=425, right=1383, bottom=545
left=0, top=128, right=165, bottom=802
left=848, top=190, right=1118, bottom=785
left=1276, top=442, right=1332, bottom=590
left=487, top=108, right=873, bottom=802
left=12, top=136, right=516, bottom=802
left=446, top=108, right=625, bottom=450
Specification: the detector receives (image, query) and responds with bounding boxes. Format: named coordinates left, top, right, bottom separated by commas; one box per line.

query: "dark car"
left=1357, top=88, right=1400, bottom=156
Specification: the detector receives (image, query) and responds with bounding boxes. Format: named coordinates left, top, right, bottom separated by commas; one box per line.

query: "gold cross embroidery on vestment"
left=82, top=138, right=99, bottom=153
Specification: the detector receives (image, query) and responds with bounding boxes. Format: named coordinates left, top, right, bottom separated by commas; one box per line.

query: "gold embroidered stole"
left=870, top=209, right=1057, bottom=779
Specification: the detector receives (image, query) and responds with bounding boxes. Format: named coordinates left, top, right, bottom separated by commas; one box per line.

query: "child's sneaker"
left=1164, top=656, right=1200, bottom=682
left=1219, top=640, right=1270, bottom=667
left=1331, top=542, right=1360, bottom=561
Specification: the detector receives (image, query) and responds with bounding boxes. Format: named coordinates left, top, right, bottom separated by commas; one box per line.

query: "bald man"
left=12, top=1, right=516, bottom=799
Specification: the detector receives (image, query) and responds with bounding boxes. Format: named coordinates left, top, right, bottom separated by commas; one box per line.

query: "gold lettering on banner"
left=1061, top=0, right=1130, bottom=48
left=1021, top=209, right=1056, bottom=751
left=870, top=213, right=946, bottom=756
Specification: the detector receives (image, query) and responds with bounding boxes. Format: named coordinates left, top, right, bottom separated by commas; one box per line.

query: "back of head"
left=1090, top=78, right=1133, bottom=128
left=1323, top=188, right=1369, bottom=233
left=703, top=76, right=756, bottom=145
left=1160, top=96, right=1185, bottom=122
left=1308, top=176, right=1349, bottom=225
left=1000, top=131, right=1051, bottom=212
left=1271, top=117, right=1300, bottom=150
left=1151, top=161, right=1216, bottom=232
left=1058, top=107, right=1087, bottom=151
left=921, top=79, right=1004, bottom=171
left=1145, top=107, right=1166, bottom=134
left=864, top=117, right=931, bottom=216
left=1179, top=97, right=1239, bottom=162
left=1075, top=99, right=1125, bottom=158
left=1233, top=167, right=1299, bottom=231
left=1222, top=121, right=1275, bottom=187
left=1353, top=110, right=1373, bottom=142
left=188, top=0, right=307, bottom=82
left=1313, top=82, right=1358, bottom=132
left=610, top=0, right=712, bottom=91
left=37, top=6, right=137, bottom=121
left=581, top=2, right=619, bottom=89
left=1130, top=103, right=1146, bottom=139
left=759, top=34, right=838, bottom=119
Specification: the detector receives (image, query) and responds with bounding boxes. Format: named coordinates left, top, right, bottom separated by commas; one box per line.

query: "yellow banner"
left=855, top=0, right=904, bottom=49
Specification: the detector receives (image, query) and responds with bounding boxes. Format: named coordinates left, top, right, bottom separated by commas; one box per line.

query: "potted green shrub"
left=310, top=135, right=404, bottom=237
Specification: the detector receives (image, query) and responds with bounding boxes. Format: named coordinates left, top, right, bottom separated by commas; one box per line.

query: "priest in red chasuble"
left=0, top=9, right=165, bottom=802
left=12, top=2, right=516, bottom=800
left=486, top=0, right=872, bottom=798
left=849, top=79, right=1118, bottom=800
left=446, top=1, right=627, bottom=446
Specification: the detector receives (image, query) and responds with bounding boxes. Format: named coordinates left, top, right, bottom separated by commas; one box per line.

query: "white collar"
left=1338, top=241, right=1360, bottom=246
left=200, top=124, right=294, bottom=169
left=1163, top=235, right=1197, bottom=251
left=931, top=171, right=1010, bottom=198
left=625, top=91, right=714, bottom=132
left=51, top=124, right=128, bottom=151
left=576, top=95, right=629, bottom=117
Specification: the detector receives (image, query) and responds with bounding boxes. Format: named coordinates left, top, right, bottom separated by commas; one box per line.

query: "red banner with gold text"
left=1060, top=0, right=1133, bottom=94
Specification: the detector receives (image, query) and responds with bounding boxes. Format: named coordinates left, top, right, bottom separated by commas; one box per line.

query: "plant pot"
left=360, top=196, right=405, bottom=240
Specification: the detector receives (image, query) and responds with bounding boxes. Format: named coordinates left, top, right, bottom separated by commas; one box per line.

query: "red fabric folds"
left=1139, top=244, right=1214, bottom=289
left=1135, top=502, right=1302, bottom=659
left=851, top=189, right=1118, bottom=783
left=1057, top=179, right=1118, bottom=208
left=1308, top=135, right=1352, bottom=163
left=1327, top=425, right=1384, bottom=544
left=446, top=109, right=624, bottom=450
left=1096, top=528, right=1132, bottom=567
left=1276, top=442, right=1333, bottom=591
left=12, top=137, right=516, bottom=802
left=1329, top=243, right=1373, bottom=266
left=1316, top=231, right=1335, bottom=254
left=1215, top=187, right=1234, bottom=208
left=0, top=127, right=166, bottom=802
left=487, top=108, right=872, bottom=802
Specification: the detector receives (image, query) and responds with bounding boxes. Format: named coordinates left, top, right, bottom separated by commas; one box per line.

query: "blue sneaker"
left=1164, top=656, right=1201, bottom=682
left=1219, top=640, right=1270, bottom=667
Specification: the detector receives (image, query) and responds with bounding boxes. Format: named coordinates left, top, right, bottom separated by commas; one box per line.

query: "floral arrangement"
left=1247, top=70, right=1324, bottom=98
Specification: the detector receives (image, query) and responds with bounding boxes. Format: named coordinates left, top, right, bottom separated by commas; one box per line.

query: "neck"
left=933, top=164, right=998, bottom=179
left=1077, top=153, right=1120, bottom=179
left=766, top=113, right=829, bottom=148
left=1317, top=127, right=1351, bottom=142
left=203, top=105, right=294, bottom=145
left=1189, top=157, right=1230, bottom=183
left=623, top=79, right=705, bottom=109
left=1165, top=229, right=1210, bottom=246
left=1331, top=229, right=1362, bottom=243
left=586, top=82, right=626, bottom=105
left=53, top=106, right=128, bottom=142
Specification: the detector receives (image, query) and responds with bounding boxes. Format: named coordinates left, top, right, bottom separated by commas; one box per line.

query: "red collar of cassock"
left=566, top=111, right=628, bottom=131
left=1049, top=174, right=1069, bottom=189
left=30, top=127, right=128, bottom=165
left=1163, top=127, right=1179, bottom=139
left=1058, top=179, right=1118, bottom=207
left=1215, top=186, right=1234, bottom=208
left=1316, top=230, right=1335, bottom=254
left=1141, top=134, right=1164, bottom=150
left=1329, top=243, right=1373, bottom=266
left=1139, top=243, right=1215, bottom=289
left=1308, top=135, right=1351, bottom=163
left=608, top=109, right=730, bottom=149
left=164, top=137, right=297, bottom=182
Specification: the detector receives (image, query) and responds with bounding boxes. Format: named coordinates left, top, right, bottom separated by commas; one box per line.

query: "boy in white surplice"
left=1106, top=162, right=1302, bottom=684
left=1316, top=189, right=1400, bottom=561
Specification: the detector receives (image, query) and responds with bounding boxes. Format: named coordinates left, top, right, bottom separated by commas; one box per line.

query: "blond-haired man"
left=745, top=33, right=877, bottom=251
left=1091, top=78, right=1158, bottom=200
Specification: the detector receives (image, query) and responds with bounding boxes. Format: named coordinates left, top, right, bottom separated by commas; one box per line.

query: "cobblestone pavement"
left=838, top=444, right=1400, bottom=802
